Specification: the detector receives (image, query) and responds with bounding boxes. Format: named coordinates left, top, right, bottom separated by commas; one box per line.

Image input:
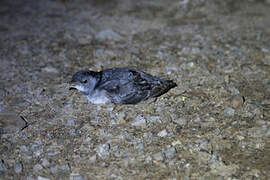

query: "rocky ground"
left=0, top=0, right=269, bottom=179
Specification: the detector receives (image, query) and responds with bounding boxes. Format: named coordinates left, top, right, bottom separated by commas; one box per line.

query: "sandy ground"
left=0, top=0, right=269, bottom=179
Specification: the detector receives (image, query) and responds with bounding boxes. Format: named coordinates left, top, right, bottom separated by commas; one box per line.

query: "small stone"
left=14, top=162, right=23, bottom=173
left=153, top=152, right=164, bottom=161
left=61, top=164, right=71, bottom=172
left=66, top=119, right=75, bottom=126
left=70, top=173, right=86, bottom=180
left=157, top=129, right=168, bottom=137
left=106, top=107, right=114, bottom=111
left=20, top=145, right=28, bottom=152
left=37, top=176, right=50, bottom=180
left=42, top=67, right=58, bottom=74
left=173, top=117, right=187, bottom=126
left=164, top=147, right=176, bottom=159
left=69, top=129, right=76, bottom=136
left=50, top=166, right=58, bottom=174
left=96, top=29, right=122, bottom=41
left=187, top=61, right=195, bottom=68
left=0, top=160, right=7, bottom=172
left=0, top=113, right=27, bottom=134
left=96, top=143, right=110, bottom=159
left=131, top=115, right=146, bottom=127
left=172, top=140, right=182, bottom=146
left=89, top=155, right=96, bottom=163
left=110, top=174, right=123, bottom=180
left=41, top=159, right=50, bottom=167
left=228, top=95, right=244, bottom=108
left=78, top=36, right=92, bottom=45
left=0, top=102, right=3, bottom=112
left=33, top=164, right=43, bottom=172
left=224, top=107, right=235, bottom=116
left=147, top=116, right=160, bottom=123
left=145, top=156, right=152, bottom=163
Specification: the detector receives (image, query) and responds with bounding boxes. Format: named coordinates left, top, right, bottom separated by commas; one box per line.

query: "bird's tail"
left=151, top=80, right=177, bottom=98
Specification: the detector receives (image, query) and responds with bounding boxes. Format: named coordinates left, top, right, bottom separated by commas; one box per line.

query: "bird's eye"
left=82, top=79, right=88, bottom=83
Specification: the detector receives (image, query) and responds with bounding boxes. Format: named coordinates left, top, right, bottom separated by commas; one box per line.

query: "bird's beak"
left=69, top=80, right=78, bottom=90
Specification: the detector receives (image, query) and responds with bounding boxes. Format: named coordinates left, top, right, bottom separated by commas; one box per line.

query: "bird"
left=70, top=67, right=177, bottom=104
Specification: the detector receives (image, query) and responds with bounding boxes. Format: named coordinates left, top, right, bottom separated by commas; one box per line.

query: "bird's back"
left=94, top=68, right=176, bottom=104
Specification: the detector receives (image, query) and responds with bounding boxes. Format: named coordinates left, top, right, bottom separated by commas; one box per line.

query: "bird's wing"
left=97, top=78, right=152, bottom=104
left=97, top=68, right=165, bottom=104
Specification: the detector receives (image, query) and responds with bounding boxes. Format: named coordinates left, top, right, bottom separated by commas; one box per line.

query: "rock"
left=224, top=107, right=235, bottom=116
left=147, top=116, right=160, bottom=123
left=0, top=113, right=27, bottom=135
left=78, top=36, right=92, bottom=45
left=20, top=145, right=28, bottom=152
left=187, top=61, right=195, bottom=68
left=0, top=160, right=7, bottom=172
left=157, top=129, right=168, bottom=137
left=14, top=162, right=23, bottom=173
left=96, top=29, right=122, bottom=41
left=37, top=176, right=50, bottom=180
left=145, top=156, right=152, bottom=163
left=228, top=95, right=244, bottom=108
left=96, top=143, right=110, bottom=159
left=69, top=129, right=76, bottom=136
left=173, top=117, right=187, bottom=126
left=42, top=67, right=59, bottom=74
left=152, top=152, right=164, bottom=161
left=61, top=164, right=71, bottom=172
left=164, top=147, right=176, bottom=159
left=50, top=166, right=58, bottom=174
left=30, top=140, right=43, bottom=157
left=66, top=119, right=75, bottom=126
left=131, top=115, right=146, bottom=127
left=41, top=159, right=50, bottom=167
left=33, top=164, right=43, bottom=172
left=0, top=102, right=3, bottom=112
left=70, top=174, right=86, bottom=180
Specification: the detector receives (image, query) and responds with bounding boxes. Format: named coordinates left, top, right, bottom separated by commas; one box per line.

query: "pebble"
left=69, top=129, right=76, bottom=136
left=152, top=152, right=164, bottom=161
left=41, top=159, right=50, bottom=167
left=70, top=174, right=86, bottom=180
left=42, top=67, right=59, bottom=74
left=72, top=175, right=85, bottom=180
left=157, top=129, right=168, bottom=137
left=131, top=115, right=146, bottom=127
left=14, top=162, right=23, bottom=173
left=20, top=145, right=28, bottom=152
left=147, top=116, right=160, bottom=123
left=0, top=102, right=3, bottom=112
left=78, top=36, right=92, bottom=45
left=61, top=164, right=71, bottom=172
left=37, top=176, right=50, bottom=180
left=173, top=117, right=187, bottom=126
left=96, top=29, right=122, bottom=41
left=50, top=166, right=58, bottom=174
left=96, top=143, right=110, bottom=159
left=187, top=61, right=195, bottom=68
left=228, top=95, right=244, bottom=108
left=33, top=164, right=43, bottom=172
left=66, top=119, right=75, bottom=126
left=0, top=113, right=27, bottom=134
left=0, top=160, right=7, bottom=172
left=164, top=147, right=176, bottom=159
left=145, top=156, right=152, bottom=163
left=224, top=107, right=235, bottom=116
left=89, top=155, right=97, bottom=163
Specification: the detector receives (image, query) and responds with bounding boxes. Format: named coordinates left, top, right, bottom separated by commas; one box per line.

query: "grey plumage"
left=70, top=68, right=177, bottom=104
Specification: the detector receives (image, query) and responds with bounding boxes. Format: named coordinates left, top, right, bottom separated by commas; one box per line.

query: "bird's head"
left=70, top=70, right=100, bottom=95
